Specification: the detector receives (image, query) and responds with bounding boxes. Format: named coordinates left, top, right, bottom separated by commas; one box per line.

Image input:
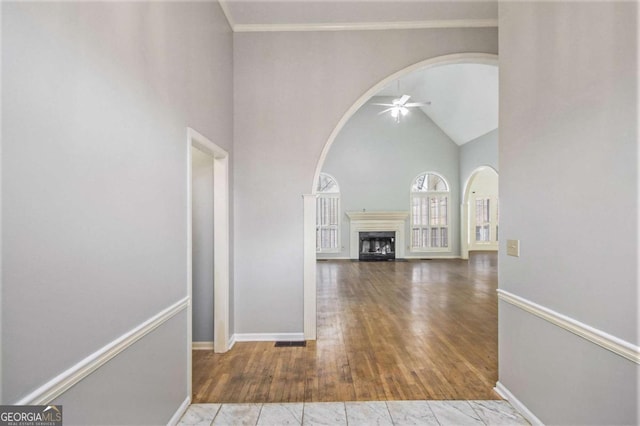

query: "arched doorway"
left=303, top=53, right=499, bottom=339
left=461, top=166, right=499, bottom=259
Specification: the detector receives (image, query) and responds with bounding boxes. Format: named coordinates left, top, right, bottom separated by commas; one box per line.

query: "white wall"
left=192, top=148, right=215, bottom=343
left=1, top=1, right=233, bottom=422
left=499, top=2, right=638, bottom=424
left=233, top=28, right=498, bottom=334
left=320, top=97, right=460, bottom=259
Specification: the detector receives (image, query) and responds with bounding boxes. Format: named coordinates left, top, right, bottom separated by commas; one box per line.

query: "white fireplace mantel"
left=346, top=211, right=409, bottom=259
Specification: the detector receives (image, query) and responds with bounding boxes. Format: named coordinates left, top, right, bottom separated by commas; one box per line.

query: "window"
left=411, top=172, right=449, bottom=250
left=316, top=173, right=340, bottom=252
left=474, top=196, right=499, bottom=244
left=475, top=198, right=491, bottom=242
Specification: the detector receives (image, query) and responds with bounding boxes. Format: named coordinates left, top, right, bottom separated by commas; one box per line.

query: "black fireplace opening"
left=359, top=231, right=395, bottom=261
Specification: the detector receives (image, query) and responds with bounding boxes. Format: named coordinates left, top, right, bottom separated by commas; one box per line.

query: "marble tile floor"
left=177, top=400, right=529, bottom=426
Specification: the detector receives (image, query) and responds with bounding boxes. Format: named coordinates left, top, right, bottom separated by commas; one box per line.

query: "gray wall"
left=192, top=148, right=215, bottom=343
left=460, top=128, right=498, bottom=186
left=1, top=1, right=233, bottom=422
left=233, top=28, right=498, bottom=334
left=320, top=97, right=460, bottom=258
left=499, top=2, right=638, bottom=424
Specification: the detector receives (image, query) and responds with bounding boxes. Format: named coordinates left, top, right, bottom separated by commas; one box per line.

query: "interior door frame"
left=186, top=127, right=231, bottom=396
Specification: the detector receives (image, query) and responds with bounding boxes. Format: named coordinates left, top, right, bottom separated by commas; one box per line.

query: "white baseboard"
left=494, top=382, right=543, bottom=426
left=192, top=341, right=214, bottom=350
left=228, top=334, right=236, bottom=349
left=233, top=333, right=305, bottom=342
left=403, top=255, right=462, bottom=260
left=167, top=396, right=191, bottom=426
left=16, top=297, right=189, bottom=405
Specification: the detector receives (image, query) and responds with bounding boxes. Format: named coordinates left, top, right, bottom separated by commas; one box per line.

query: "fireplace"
left=346, top=211, right=408, bottom=260
left=359, top=231, right=395, bottom=261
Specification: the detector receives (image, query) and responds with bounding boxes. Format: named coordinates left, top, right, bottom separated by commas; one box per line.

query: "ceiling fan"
left=373, top=95, right=431, bottom=123
left=372, top=81, right=431, bottom=123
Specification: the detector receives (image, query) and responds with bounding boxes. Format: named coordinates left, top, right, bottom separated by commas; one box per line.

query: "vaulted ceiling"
left=374, top=63, right=498, bottom=145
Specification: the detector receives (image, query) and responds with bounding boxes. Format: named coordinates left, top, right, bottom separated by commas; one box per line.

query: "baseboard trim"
left=498, top=289, right=640, bottom=364
left=192, top=341, right=214, bottom=350
left=404, top=255, right=462, bottom=260
left=167, top=396, right=191, bottom=426
left=233, top=333, right=305, bottom=342
left=15, top=297, right=190, bottom=405
left=228, top=334, right=237, bottom=349
left=494, top=382, right=543, bottom=426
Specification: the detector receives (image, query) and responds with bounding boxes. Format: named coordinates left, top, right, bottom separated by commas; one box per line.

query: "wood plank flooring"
left=193, top=253, right=499, bottom=403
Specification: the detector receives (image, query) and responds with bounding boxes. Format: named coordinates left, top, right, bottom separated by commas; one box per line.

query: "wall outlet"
left=507, top=239, right=520, bottom=257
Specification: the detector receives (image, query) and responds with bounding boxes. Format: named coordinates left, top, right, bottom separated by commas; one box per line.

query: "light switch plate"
left=507, top=239, right=520, bottom=257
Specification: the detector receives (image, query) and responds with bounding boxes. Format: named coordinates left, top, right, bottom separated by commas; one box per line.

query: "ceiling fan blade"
left=398, top=94, right=411, bottom=105
left=377, top=108, right=394, bottom=115
left=405, top=101, right=431, bottom=107
left=371, top=103, right=395, bottom=107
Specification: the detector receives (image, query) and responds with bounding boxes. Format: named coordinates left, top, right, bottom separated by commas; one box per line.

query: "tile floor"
left=178, top=400, right=529, bottom=425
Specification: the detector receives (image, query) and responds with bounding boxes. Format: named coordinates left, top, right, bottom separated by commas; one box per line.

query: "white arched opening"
left=461, top=166, right=499, bottom=260
left=303, top=52, right=499, bottom=340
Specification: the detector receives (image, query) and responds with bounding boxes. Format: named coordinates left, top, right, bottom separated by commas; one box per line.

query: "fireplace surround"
left=346, top=211, right=409, bottom=260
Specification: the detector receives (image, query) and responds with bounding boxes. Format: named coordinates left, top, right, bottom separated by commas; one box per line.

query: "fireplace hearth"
left=359, top=231, right=395, bottom=261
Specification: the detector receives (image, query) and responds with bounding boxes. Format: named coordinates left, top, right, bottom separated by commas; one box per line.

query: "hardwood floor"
left=193, top=253, right=499, bottom=403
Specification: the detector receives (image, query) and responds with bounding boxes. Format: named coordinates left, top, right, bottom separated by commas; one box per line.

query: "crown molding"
left=232, top=19, right=498, bottom=33
left=218, top=0, right=236, bottom=31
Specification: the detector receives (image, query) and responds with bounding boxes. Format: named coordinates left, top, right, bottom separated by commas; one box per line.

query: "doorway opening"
left=302, top=53, right=499, bottom=399
left=462, top=166, right=499, bottom=259
left=304, top=52, right=499, bottom=338
left=186, top=128, right=230, bottom=397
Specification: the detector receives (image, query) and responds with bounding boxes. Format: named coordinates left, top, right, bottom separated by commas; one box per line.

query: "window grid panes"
left=411, top=173, right=449, bottom=250
left=475, top=198, right=491, bottom=242
left=316, top=173, right=340, bottom=252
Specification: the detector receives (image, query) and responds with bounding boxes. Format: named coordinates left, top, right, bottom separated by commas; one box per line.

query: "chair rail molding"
left=15, top=297, right=189, bottom=405
left=498, top=289, right=640, bottom=364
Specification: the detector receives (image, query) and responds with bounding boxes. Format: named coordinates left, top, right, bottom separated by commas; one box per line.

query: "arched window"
left=411, top=172, right=449, bottom=250
left=316, top=173, right=340, bottom=252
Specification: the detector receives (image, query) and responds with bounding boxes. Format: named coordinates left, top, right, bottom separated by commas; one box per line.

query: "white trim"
left=403, top=255, right=462, bottom=260
left=233, top=19, right=498, bottom=33
left=187, top=128, right=231, bottom=356
left=498, top=289, right=640, bottom=364
left=494, top=382, right=544, bottom=426
left=346, top=211, right=409, bottom=221
left=303, top=194, right=317, bottom=340
left=167, top=396, right=191, bottom=426
left=15, top=297, right=189, bottom=405
left=192, top=341, right=215, bottom=351
left=228, top=334, right=237, bottom=349
left=234, top=333, right=305, bottom=342
left=316, top=256, right=351, bottom=260
left=217, top=0, right=236, bottom=30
